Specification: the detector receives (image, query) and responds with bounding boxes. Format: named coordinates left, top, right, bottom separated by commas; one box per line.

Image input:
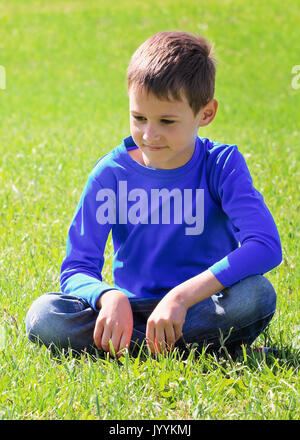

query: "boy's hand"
left=146, top=269, right=225, bottom=354
left=93, top=290, right=133, bottom=357
left=146, top=292, right=187, bottom=354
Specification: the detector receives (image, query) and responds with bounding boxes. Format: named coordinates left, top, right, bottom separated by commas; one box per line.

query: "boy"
left=26, top=31, right=282, bottom=357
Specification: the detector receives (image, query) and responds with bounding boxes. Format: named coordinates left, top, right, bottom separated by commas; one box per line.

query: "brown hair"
left=127, top=31, right=216, bottom=116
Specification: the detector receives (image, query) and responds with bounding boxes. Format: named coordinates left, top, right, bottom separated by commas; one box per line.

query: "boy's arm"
left=206, top=144, right=282, bottom=287
left=60, top=173, right=135, bottom=356
left=60, top=175, right=116, bottom=311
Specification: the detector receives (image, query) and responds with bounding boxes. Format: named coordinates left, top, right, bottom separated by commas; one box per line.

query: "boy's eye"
left=161, top=119, right=175, bottom=125
left=133, top=115, right=175, bottom=124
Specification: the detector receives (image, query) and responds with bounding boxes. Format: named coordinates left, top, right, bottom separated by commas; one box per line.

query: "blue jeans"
left=25, top=275, right=276, bottom=356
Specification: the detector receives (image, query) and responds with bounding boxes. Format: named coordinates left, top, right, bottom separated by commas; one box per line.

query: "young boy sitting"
left=26, top=31, right=282, bottom=358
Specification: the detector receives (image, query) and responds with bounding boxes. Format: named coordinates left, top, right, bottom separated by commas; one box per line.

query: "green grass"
left=0, top=0, right=299, bottom=420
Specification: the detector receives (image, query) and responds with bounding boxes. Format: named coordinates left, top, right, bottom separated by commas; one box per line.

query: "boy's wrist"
left=169, top=269, right=225, bottom=310
left=169, top=287, right=190, bottom=310
left=97, top=289, right=127, bottom=309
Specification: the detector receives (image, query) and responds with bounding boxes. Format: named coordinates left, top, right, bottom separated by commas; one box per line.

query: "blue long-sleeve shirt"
left=60, top=135, right=282, bottom=311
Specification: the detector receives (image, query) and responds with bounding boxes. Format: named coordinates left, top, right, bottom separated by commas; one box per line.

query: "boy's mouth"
left=144, top=145, right=168, bottom=151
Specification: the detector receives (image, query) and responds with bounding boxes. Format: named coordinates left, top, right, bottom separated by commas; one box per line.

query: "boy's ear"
left=198, top=99, right=218, bottom=127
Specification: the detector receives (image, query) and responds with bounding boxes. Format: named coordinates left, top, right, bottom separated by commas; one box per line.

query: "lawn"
left=0, top=0, right=299, bottom=420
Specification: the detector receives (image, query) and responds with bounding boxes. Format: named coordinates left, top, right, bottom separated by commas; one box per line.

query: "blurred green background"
left=0, top=0, right=299, bottom=420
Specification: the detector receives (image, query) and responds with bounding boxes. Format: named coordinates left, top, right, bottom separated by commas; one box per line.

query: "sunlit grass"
left=0, top=0, right=299, bottom=420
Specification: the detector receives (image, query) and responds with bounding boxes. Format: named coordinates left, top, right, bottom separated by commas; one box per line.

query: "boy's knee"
left=25, top=293, right=64, bottom=348
left=242, top=274, right=276, bottom=311
left=25, top=293, right=97, bottom=353
left=227, top=274, right=277, bottom=322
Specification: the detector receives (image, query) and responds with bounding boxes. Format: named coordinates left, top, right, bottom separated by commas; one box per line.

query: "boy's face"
left=129, top=87, right=217, bottom=170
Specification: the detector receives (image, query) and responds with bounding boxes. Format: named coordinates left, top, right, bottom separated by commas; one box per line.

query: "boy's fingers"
left=146, top=338, right=156, bottom=354
left=147, top=322, right=173, bottom=354
left=93, top=321, right=104, bottom=349
left=110, top=331, right=122, bottom=356
left=164, top=324, right=176, bottom=350
left=146, top=323, right=155, bottom=354
left=100, top=326, right=113, bottom=352
left=118, top=331, right=131, bottom=356
left=154, top=326, right=166, bottom=353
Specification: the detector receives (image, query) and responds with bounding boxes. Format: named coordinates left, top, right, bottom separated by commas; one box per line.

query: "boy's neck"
left=127, top=147, right=147, bottom=166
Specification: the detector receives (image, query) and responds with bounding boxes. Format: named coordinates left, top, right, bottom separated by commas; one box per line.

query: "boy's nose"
left=142, top=124, right=161, bottom=144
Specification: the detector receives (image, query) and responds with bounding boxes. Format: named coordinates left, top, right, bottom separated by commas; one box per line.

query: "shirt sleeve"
left=207, top=145, right=282, bottom=287
left=60, top=175, right=115, bottom=311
